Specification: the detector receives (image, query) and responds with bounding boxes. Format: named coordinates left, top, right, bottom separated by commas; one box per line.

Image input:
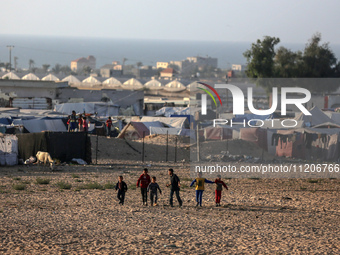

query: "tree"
left=52, top=64, right=61, bottom=74
left=60, top=65, right=72, bottom=75
left=243, top=36, right=280, bottom=79
left=274, top=47, right=302, bottom=78
left=42, top=64, right=50, bottom=73
left=14, top=57, right=18, bottom=71
left=29, top=59, right=35, bottom=71
left=136, top=62, right=143, bottom=69
left=82, top=66, right=92, bottom=75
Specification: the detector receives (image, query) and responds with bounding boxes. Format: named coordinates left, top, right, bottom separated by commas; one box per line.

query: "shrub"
left=36, top=178, right=50, bottom=185
left=57, top=182, right=72, bottom=190
left=104, top=183, right=115, bottom=189
left=71, top=174, right=80, bottom=178
left=80, top=182, right=103, bottom=190
left=13, top=184, right=26, bottom=190
left=12, top=177, right=21, bottom=181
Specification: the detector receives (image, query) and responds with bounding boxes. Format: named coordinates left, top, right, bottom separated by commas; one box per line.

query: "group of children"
left=67, top=110, right=88, bottom=132
left=114, top=168, right=228, bottom=207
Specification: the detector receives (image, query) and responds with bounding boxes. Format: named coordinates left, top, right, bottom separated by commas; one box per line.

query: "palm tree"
left=29, top=59, right=35, bottom=71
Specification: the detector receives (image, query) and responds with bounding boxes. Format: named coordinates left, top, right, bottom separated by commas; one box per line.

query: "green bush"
left=13, top=184, right=26, bottom=190
left=36, top=178, right=51, bottom=185
left=12, top=177, right=21, bottom=181
left=57, top=182, right=72, bottom=190
left=80, top=182, right=103, bottom=190
left=71, top=174, right=80, bottom=178
left=104, top=183, right=115, bottom=189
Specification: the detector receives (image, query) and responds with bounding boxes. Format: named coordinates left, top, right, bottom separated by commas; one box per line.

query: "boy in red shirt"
left=215, top=174, right=228, bottom=207
left=136, top=168, right=151, bottom=206
left=106, top=117, right=112, bottom=136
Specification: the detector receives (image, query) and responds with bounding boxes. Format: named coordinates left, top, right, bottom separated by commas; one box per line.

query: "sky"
left=1, top=0, right=340, bottom=44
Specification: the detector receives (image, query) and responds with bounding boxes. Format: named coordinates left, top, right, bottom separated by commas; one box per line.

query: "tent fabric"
left=19, top=119, right=67, bottom=133
left=258, top=120, right=304, bottom=129
left=149, top=127, right=195, bottom=140
left=42, top=74, right=60, bottom=81
left=0, top=135, right=18, bottom=166
left=204, top=127, right=232, bottom=140
left=141, top=116, right=189, bottom=129
left=324, top=111, right=340, bottom=125
left=145, top=79, right=163, bottom=90
left=312, top=122, right=340, bottom=128
left=102, top=77, right=122, bottom=87
left=22, top=73, right=40, bottom=81
left=2, top=72, right=20, bottom=80
left=294, top=106, right=333, bottom=127
left=16, top=132, right=91, bottom=163
left=240, top=128, right=268, bottom=151
left=82, top=76, right=101, bottom=85
left=55, top=102, right=119, bottom=116
left=275, top=130, right=305, bottom=159
left=118, top=121, right=149, bottom=139
left=62, top=75, right=81, bottom=84
left=122, top=78, right=143, bottom=89
left=156, top=107, right=191, bottom=117
left=164, top=80, right=186, bottom=92
left=140, top=121, right=164, bottom=130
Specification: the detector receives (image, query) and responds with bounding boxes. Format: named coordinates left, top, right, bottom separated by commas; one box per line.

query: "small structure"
left=102, top=77, right=122, bottom=88
left=62, top=75, right=81, bottom=85
left=144, top=79, right=163, bottom=90
left=22, top=73, right=40, bottom=81
left=160, top=68, right=176, bottom=79
left=122, top=78, right=143, bottom=90
left=2, top=72, right=20, bottom=80
left=164, top=80, right=186, bottom=92
left=42, top=74, right=60, bottom=81
left=82, top=76, right=102, bottom=86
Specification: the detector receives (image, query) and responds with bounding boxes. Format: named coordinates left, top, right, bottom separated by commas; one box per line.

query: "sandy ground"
left=0, top=136, right=339, bottom=254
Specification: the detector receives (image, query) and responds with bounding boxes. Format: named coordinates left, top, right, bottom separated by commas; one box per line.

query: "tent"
left=22, top=73, right=40, bottom=81
left=118, top=121, right=150, bottom=139
left=55, top=102, right=119, bottom=116
left=149, top=127, right=195, bottom=140
left=186, top=81, right=203, bottom=92
left=155, top=107, right=191, bottom=117
left=122, top=78, right=143, bottom=90
left=2, top=72, right=20, bottom=80
left=102, top=77, right=122, bottom=87
left=42, top=74, right=60, bottom=81
left=62, top=75, right=81, bottom=84
left=240, top=128, right=268, bottom=151
left=145, top=79, right=163, bottom=90
left=164, top=80, right=186, bottom=92
left=141, top=116, right=189, bottom=129
left=82, top=76, right=102, bottom=86
left=12, top=118, right=67, bottom=133
left=295, top=106, right=333, bottom=127
left=275, top=130, right=305, bottom=159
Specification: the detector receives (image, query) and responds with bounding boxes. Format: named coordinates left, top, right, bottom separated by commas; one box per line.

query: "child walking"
left=215, top=174, right=228, bottom=207
left=136, top=168, right=151, bottom=206
left=115, top=176, right=128, bottom=205
left=147, top=176, right=162, bottom=206
left=190, top=172, right=214, bottom=207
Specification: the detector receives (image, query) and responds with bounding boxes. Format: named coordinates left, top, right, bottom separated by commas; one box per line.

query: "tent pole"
left=142, top=131, right=145, bottom=162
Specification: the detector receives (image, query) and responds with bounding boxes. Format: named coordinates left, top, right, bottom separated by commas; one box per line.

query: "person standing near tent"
left=166, top=168, right=182, bottom=207
left=106, top=117, right=112, bottom=136
left=136, top=168, right=151, bottom=206
left=78, top=114, right=84, bottom=132
left=69, top=111, right=77, bottom=132
left=190, top=172, right=214, bottom=207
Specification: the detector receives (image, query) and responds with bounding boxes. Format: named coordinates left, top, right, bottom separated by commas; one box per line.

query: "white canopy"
left=82, top=76, right=101, bottom=85
left=186, top=81, right=203, bottom=92
left=2, top=72, right=20, bottom=80
left=102, top=77, right=122, bottom=87
left=122, top=78, right=143, bottom=89
left=62, top=75, right=81, bottom=84
left=22, top=73, right=40, bottom=81
left=55, top=102, right=119, bottom=116
left=42, top=74, right=60, bottom=81
left=164, top=80, right=186, bottom=92
left=295, top=106, right=334, bottom=127
left=145, top=79, right=163, bottom=90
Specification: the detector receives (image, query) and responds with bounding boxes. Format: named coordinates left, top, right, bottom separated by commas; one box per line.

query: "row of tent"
left=1, top=72, right=206, bottom=92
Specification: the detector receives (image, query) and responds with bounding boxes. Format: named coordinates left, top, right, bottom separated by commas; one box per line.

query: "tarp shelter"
left=295, top=106, right=333, bottom=127
left=42, top=74, right=60, bottom=81
left=102, top=77, right=122, bottom=87
left=204, top=126, right=233, bottom=140
left=156, top=107, right=191, bottom=117
left=122, top=78, right=143, bottom=90
left=55, top=102, right=119, bottom=116
left=118, top=121, right=150, bottom=139
left=16, top=132, right=91, bottom=163
left=12, top=118, right=67, bottom=133
left=82, top=76, right=101, bottom=86
left=186, top=81, right=202, bottom=92
left=240, top=128, right=268, bottom=151
left=2, top=72, right=20, bottom=80
left=22, top=73, right=40, bottom=81
left=62, top=75, right=81, bottom=85
left=145, top=79, right=163, bottom=90
left=141, top=116, right=189, bottom=129
left=0, top=135, right=18, bottom=165
left=149, top=127, right=195, bottom=140
left=164, top=80, right=186, bottom=92
left=274, top=130, right=305, bottom=159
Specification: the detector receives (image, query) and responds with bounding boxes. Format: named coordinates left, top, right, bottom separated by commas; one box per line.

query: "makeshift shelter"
left=156, top=107, right=191, bottom=117
left=22, top=73, right=40, bottom=81
left=203, top=126, right=233, bottom=140
left=186, top=81, right=202, bottom=92
left=324, top=111, right=340, bottom=125
left=122, top=78, right=143, bottom=90
left=42, top=74, right=60, bottom=81
left=55, top=102, right=119, bottom=116
left=12, top=118, right=67, bottom=133
left=164, top=80, right=186, bottom=92
left=294, top=106, right=333, bottom=127
left=141, top=116, right=189, bottom=129
left=240, top=128, right=268, bottom=151
left=62, top=75, right=81, bottom=85
left=17, top=132, right=91, bottom=163
left=118, top=121, right=150, bottom=139
left=0, top=135, right=18, bottom=165
left=2, top=72, right=20, bottom=80
left=82, top=76, right=102, bottom=86
left=149, top=127, right=195, bottom=140
left=274, top=130, right=305, bottom=159
left=102, top=77, right=122, bottom=87
left=145, top=79, right=163, bottom=90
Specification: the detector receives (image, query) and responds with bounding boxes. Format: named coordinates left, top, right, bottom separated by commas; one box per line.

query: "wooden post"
left=175, top=137, right=177, bottom=163
left=196, top=124, right=200, bottom=162
left=166, top=131, right=168, bottom=162
left=142, top=131, right=145, bottom=162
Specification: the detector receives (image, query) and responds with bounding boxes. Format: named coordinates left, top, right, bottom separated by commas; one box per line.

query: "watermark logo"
left=197, top=82, right=222, bottom=115
left=201, top=84, right=311, bottom=116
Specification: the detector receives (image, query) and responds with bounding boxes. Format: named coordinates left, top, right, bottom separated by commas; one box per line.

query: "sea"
left=1, top=34, right=340, bottom=70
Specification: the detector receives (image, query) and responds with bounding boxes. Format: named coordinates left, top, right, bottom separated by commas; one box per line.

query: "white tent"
left=102, top=77, right=122, bottom=87
left=141, top=116, right=189, bottom=129
left=122, top=78, right=143, bottom=89
left=82, top=76, right=101, bottom=86
left=0, top=135, right=18, bottom=166
left=186, top=81, right=202, bottom=92
left=156, top=107, right=191, bottom=117
left=295, top=106, right=334, bottom=127
left=22, top=73, right=40, bottom=81
left=62, top=75, right=81, bottom=84
left=164, top=80, right=186, bottom=92
left=145, top=79, right=163, bottom=90
left=2, top=72, right=20, bottom=80
left=55, top=102, right=119, bottom=116
left=42, top=74, right=60, bottom=81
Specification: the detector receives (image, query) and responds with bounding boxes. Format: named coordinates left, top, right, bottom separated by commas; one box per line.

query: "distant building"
left=71, top=56, right=96, bottom=72
left=100, top=64, right=122, bottom=78
left=169, top=56, right=218, bottom=75
left=232, top=64, right=246, bottom=72
left=156, top=62, right=169, bottom=69
left=160, top=68, right=177, bottom=79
